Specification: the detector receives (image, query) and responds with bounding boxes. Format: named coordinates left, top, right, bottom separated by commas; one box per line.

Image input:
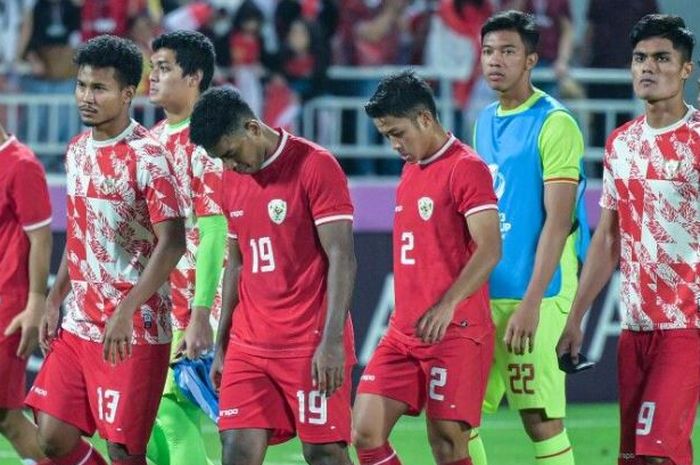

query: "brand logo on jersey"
left=268, top=199, right=287, bottom=224
left=418, top=197, right=434, bottom=221
left=231, top=210, right=244, bottom=218
left=395, top=205, right=403, bottom=213
left=220, top=408, right=239, bottom=417
left=488, top=164, right=506, bottom=199
left=32, top=386, right=48, bottom=397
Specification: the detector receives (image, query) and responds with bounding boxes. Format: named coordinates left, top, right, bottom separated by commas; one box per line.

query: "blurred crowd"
left=0, top=0, right=658, bottom=173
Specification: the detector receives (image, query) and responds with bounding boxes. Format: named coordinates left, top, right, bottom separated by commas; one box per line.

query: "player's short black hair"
left=364, top=71, right=437, bottom=120
left=74, top=35, right=142, bottom=88
left=630, top=14, right=695, bottom=63
left=481, top=10, right=539, bottom=54
left=190, top=86, right=256, bottom=150
left=152, top=30, right=216, bottom=93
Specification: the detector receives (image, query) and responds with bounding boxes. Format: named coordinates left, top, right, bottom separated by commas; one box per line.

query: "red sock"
left=51, top=440, right=108, bottom=465
left=442, top=459, right=473, bottom=465
left=356, top=442, right=403, bottom=465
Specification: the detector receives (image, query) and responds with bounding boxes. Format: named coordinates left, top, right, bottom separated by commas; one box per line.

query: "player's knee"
left=643, top=457, right=672, bottom=465
left=426, top=424, right=467, bottom=463
left=220, top=434, right=260, bottom=465
left=107, top=442, right=142, bottom=462
left=0, top=408, right=17, bottom=438
left=302, top=442, right=349, bottom=465
left=37, top=428, right=75, bottom=458
left=351, top=425, right=383, bottom=450
left=520, top=411, right=563, bottom=442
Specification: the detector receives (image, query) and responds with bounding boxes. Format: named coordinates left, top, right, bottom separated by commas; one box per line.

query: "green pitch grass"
left=2, top=403, right=698, bottom=465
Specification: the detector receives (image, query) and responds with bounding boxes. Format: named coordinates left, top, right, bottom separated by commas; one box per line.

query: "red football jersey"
left=392, top=135, right=498, bottom=343
left=152, top=119, right=224, bottom=329
left=223, top=130, right=355, bottom=358
left=0, top=136, right=51, bottom=323
left=62, top=121, right=182, bottom=345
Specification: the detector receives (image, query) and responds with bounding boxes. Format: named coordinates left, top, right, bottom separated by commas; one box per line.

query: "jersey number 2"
left=401, top=232, right=415, bottom=265
left=250, top=237, right=275, bottom=273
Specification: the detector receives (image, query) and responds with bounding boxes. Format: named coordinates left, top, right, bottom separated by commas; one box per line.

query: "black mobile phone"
left=558, top=352, right=595, bottom=374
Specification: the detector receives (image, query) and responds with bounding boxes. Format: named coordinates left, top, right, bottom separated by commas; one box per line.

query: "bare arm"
left=210, top=237, right=242, bottom=389
left=554, top=16, right=574, bottom=78
left=312, top=220, right=356, bottom=397
left=416, top=209, right=502, bottom=344
left=504, top=182, right=577, bottom=354
left=4, top=225, right=52, bottom=358
left=355, top=0, right=406, bottom=43
left=103, top=218, right=185, bottom=364
left=557, top=208, right=620, bottom=361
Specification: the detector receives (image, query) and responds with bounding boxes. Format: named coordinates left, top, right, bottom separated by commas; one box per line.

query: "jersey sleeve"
left=136, top=144, right=183, bottom=224
left=450, top=157, right=499, bottom=217
left=12, top=157, right=52, bottom=231
left=191, top=146, right=224, bottom=218
left=599, top=136, right=618, bottom=210
left=538, top=111, right=583, bottom=184
left=302, top=151, right=354, bottom=226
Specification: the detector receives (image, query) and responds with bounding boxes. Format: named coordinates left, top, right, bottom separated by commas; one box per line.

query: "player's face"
left=631, top=37, right=692, bottom=103
left=481, top=30, right=537, bottom=93
left=209, top=123, right=266, bottom=174
left=75, top=65, right=133, bottom=128
left=373, top=112, right=434, bottom=163
left=149, top=48, right=194, bottom=107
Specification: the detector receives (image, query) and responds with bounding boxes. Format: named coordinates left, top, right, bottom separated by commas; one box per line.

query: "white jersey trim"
left=314, top=214, right=354, bottom=226
left=90, top=119, right=138, bottom=148
left=260, top=130, right=289, bottom=170
left=643, top=106, right=695, bottom=136
left=23, top=216, right=52, bottom=231
left=464, top=204, right=498, bottom=218
left=0, top=135, right=17, bottom=153
left=418, top=134, right=456, bottom=165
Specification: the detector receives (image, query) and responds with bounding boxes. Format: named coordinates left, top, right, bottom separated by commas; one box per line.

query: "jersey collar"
left=0, top=135, right=17, bottom=154
left=643, top=105, right=695, bottom=137
left=90, top=119, right=138, bottom=148
left=418, top=134, right=456, bottom=166
left=260, top=129, right=289, bottom=170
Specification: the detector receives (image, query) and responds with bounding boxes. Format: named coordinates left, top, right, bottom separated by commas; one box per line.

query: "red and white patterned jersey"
left=223, top=129, right=356, bottom=359
left=392, top=135, right=498, bottom=345
left=0, top=136, right=51, bottom=325
left=600, top=108, right=700, bottom=331
left=62, top=120, right=182, bottom=344
left=152, top=119, right=224, bottom=329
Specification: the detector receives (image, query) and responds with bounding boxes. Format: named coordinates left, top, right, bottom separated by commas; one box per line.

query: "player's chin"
left=80, top=117, right=98, bottom=127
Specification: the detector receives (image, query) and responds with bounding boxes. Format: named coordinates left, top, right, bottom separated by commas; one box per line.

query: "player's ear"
left=189, top=70, right=204, bottom=89
left=122, top=85, right=136, bottom=104
left=680, top=59, right=693, bottom=81
left=243, top=119, right=262, bottom=138
left=526, top=51, right=538, bottom=71
left=416, top=109, right=433, bottom=130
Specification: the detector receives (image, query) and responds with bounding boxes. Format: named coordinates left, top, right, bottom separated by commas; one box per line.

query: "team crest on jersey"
left=418, top=197, right=434, bottom=221
left=488, top=164, right=506, bottom=200
left=268, top=199, right=287, bottom=224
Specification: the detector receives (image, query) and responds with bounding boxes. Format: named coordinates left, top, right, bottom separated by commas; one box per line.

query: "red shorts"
left=0, top=332, right=28, bottom=409
left=357, top=328, right=494, bottom=427
left=617, top=329, right=700, bottom=465
left=218, top=347, right=353, bottom=445
left=25, top=330, right=170, bottom=454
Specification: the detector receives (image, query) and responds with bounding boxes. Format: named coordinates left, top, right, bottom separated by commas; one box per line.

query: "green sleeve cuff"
left=193, top=214, right=227, bottom=309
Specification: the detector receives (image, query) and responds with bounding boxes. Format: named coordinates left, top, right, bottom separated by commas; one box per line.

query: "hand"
left=556, top=317, right=584, bottom=364
left=4, top=293, right=44, bottom=358
left=210, top=347, right=225, bottom=392
left=415, top=301, right=455, bottom=344
left=176, top=308, right=213, bottom=359
left=504, top=300, right=540, bottom=355
left=554, top=59, right=569, bottom=80
left=40, top=294, right=62, bottom=353
left=103, top=306, right=134, bottom=365
left=311, top=339, right=345, bottom=398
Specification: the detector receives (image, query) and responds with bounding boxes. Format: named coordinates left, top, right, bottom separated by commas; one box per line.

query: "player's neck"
left=164, top=95, right=197, bottom=126
left=645, top=95, right=689, bottom=129
left=261, top=124, right=282, bottom=161
left=92, top=113, right=132, bottom=141
left=498, top=81, right=535, bottom=111
left=421, top=127, right=450, bottom=160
